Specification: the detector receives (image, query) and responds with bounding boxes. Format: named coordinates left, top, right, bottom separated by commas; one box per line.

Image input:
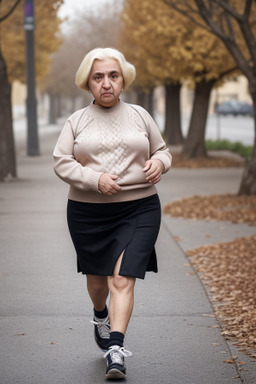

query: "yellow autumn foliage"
left=0, top=0, right=63, bottom=84
left=119, top=0, right=238, bottom=90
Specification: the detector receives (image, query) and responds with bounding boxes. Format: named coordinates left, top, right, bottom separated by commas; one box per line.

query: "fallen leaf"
left=223, top=359, right=234, bottom=364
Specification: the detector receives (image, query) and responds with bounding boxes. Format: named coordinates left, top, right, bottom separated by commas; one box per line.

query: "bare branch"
left=161, top=0, right=211, bottom=32
left=211, top=0, right=244, bottom=20
left=195, top=0, right=233, bottom=40
left=244, top=0, right=253, bottom=19
left=0, top=0, right=22, bottom=23
left=214, top=0, right=256, bottom=64
left=239, top=19, right=256, bottom=64
left=223, top=10, right=235, bottom=41
left=212, top=0, right=253, bottom=21
left=193, top=0, right=253, bottom=78
left=219, top=64, right=238, bottom=79
left=163, top=0, right=255, bottom=79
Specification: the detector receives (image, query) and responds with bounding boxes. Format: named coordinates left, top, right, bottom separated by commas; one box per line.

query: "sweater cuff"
left=85, top=168, right=104, bottom=192
left=151, top=153, right=172, bottom=173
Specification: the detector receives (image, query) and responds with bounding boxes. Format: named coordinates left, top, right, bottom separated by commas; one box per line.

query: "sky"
left=58, top=0, right=113, bottom=20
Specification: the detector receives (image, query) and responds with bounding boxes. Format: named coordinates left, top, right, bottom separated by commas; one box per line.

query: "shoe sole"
left=106, top=368, right=126, bottom=379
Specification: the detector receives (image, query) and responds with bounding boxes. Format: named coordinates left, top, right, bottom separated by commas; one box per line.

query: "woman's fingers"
left=143, top=159, right=164, bottom=184
left=98, top=173, right=121, bottom=195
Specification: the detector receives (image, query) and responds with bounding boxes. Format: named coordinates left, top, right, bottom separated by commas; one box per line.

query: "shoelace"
left=104, top=346, right=133, bottom=361
left=90, top=317, right=110, bottom=339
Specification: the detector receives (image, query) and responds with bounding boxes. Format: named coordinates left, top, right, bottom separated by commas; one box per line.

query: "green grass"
left=206, top=140, right=253, bottom=160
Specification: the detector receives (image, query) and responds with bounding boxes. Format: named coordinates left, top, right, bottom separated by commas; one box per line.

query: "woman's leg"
left=107, top=253, right=136, bottom=334
left=86, top=275, right=109, bottom=311
left=104, top=254, right=135, bottom=379
left=87, top=275, right=110, bottom=352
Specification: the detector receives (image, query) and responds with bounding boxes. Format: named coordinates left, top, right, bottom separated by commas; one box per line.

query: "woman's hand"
left=143, top=159, right=164, bottom=185
left=98, top=173, right=121, bottom=195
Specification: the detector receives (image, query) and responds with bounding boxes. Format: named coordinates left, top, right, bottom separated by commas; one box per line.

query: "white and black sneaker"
left=104, top=345, right=132, bottom=379
left=90, top=316, right=111, bottom=352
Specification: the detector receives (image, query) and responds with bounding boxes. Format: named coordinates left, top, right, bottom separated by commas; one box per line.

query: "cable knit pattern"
left=53, top=100, right=172, bottom=203
left=99, top=114, right=128, bottom=178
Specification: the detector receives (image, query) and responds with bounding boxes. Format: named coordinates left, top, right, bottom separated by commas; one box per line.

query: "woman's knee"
left=110, top=275, right=135, bottom=293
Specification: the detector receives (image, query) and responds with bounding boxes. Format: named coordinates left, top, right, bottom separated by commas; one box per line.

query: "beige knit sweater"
left=53, top=100, right=172, bottom=203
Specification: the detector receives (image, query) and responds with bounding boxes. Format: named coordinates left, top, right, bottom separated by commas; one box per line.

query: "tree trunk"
left=56, top=94, right=62, bottom=118
left=147, top=89, right=154, bottom=116
left=137, top=90, right=147, bottom=109
left=181, top=79, right=215, bottom=159
left=238, top=88, right=256, bottom=195
left=164, top=83, right=183, bottom=145
left=0, top=49, right=16, bottom=181
left=48, top=93, right=56, bottom=124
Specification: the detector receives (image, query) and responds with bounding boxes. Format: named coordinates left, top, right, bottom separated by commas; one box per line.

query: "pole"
left=216, top=89, right=221, bottom=141
left=24, top=0, right=39, bottom=156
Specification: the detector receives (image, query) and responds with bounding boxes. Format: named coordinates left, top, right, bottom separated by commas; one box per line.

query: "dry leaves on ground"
left=164, top=154, right=256, bottom=357
left=163, top=194, right=256, bottom=224
left=171, top=153, right=245, bottom=168
left=164, top=193, right=256, bottom=357
left=186, top=236, right=256, bottom=357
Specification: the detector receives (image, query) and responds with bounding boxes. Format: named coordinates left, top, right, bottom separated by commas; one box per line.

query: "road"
left=155, top=113, right=254, bottom=146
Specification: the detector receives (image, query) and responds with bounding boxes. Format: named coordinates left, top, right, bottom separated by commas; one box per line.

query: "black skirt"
left=67, top=194, right=161, bottom=279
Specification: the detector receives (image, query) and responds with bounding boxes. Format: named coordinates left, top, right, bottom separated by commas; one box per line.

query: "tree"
left=0, top=48, right=17, bottom=180
left=120, top=0, right=237, bottom=151
left=163, top=0, right=256, bottom=194
left=0, top=0, right=63, bottom=181
left=164, top=82, right=183, bottom=145
left=0, top=0, right=22, bottom=180
left=179, top=26, right=238, bottom=159
left=2, top=0, right=63, bottom=83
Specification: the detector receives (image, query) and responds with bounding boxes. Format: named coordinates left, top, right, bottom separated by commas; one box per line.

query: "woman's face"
left=88, top=58, right=124, bottom=108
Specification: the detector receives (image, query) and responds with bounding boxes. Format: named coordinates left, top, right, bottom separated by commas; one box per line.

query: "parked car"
left=238, top=102, right=254, bottom=116
left=216, top=100, right=254, bottom=116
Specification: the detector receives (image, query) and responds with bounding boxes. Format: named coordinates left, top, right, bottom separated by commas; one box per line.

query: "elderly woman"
left=53, top=47, right=172, bottom=380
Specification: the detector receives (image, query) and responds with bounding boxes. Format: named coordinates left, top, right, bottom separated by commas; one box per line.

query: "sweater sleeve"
left=132, top=105, right=172, bottom=173
left=53, top=119, right=103, bottom=191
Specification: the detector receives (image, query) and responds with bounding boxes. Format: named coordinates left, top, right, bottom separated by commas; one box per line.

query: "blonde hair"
left=75, top=47, right=136, bottom=91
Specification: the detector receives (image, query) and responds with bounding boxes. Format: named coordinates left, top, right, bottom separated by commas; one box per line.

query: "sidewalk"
left=0, top=120, right=256, bottom=383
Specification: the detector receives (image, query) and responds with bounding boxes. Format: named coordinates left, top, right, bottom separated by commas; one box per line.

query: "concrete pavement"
left=0, top=119, right=256, bottom=383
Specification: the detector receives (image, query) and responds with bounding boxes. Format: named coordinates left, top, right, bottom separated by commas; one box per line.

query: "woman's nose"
left=103, top=76, right=111, bottom=88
